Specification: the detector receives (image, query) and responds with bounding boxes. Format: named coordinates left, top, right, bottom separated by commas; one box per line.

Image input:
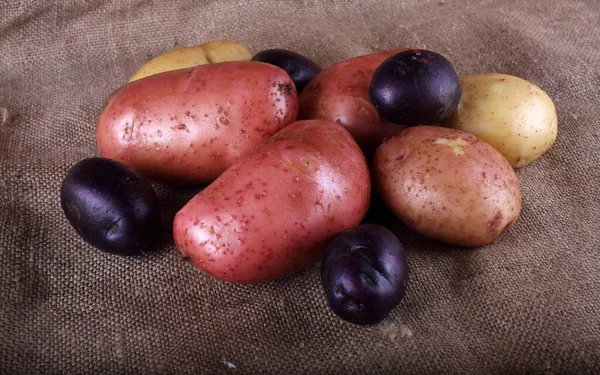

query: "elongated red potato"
left=299, top=48, right=411, bottom=155
left=96, top=61, right=298, bottom=185
left=173, top=120, right=371, bottom=283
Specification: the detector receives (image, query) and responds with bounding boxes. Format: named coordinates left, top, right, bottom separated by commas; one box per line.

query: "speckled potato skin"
left=96, top=61, right=298, bottom=185
left=443, top=73, right=558, bottom=168
left=373, top=126, right=522, bottom=247
left=129, top=40, right=253, bottom=82
left=298, top=49, right=412, bottom=155
left=173, top=120, right=371, bottom=283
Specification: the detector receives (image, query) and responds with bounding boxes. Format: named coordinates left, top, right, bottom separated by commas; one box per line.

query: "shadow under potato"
left=152, top=183, right=205, bottom=249
left=362, top=187, right=471, bottom=255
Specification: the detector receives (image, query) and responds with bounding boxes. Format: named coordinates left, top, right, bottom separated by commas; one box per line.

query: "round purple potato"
left=369, top=49, right=461, bottom=125
left=320, top=224, right=408, bottom=325
left=251, top=49, right=321, bottom=93
left=60, top=157, right=161, bottom=256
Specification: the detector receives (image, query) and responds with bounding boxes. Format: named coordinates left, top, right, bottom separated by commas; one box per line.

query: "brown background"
left=1, top=0, right=599, bottom=374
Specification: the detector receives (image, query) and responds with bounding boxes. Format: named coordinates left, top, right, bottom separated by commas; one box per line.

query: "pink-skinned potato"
left=373, top=126, right=522, bottom=247
left=173, top=119, right=371, bottom=283
left=299, top=48, right=413, bottom=155
left=96, top=61, right=298, bottom=185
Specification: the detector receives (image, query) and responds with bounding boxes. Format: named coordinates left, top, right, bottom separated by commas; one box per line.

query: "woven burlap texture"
left=1, top=0, right=599, bottom=374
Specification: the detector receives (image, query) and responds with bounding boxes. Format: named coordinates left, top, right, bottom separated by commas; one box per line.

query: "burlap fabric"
left=1, top=0, right=599, bottom=373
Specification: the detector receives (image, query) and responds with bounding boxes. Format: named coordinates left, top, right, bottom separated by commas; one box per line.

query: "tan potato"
left=129, top=40, right=252, bottom=82
left=443, top=73, right=557, bottom=168
left=373, top=126, right=522, bottom=247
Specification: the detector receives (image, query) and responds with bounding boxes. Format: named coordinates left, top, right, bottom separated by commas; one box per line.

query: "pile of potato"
left=61, top=39, right=557, bottom=324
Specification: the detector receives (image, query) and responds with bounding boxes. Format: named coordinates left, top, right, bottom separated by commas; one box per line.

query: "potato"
left=373, top=126, right=522, bottom=247
left=299, top=49, right=412, bottom=156
left=97, top=61, right=298, bottom=185
left=252, top=49, right=322, bottom=93
left=443, top=73, right=557, bottom=168
left=60, top=157, right=161, bottom=256
left=369, top=49, right=461, bottom=125
left=129, top=40, right=252, bottom=82
left=173, top=119, right=371, bottom=283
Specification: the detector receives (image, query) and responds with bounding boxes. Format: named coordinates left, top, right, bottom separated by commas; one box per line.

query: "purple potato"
left=320, top=224, right=408, bottom=325
left=369, top=49, right=461, bottom=125
left=60, top=157, right=161, bottom=256
left=252, top=49, right=321, bottom=93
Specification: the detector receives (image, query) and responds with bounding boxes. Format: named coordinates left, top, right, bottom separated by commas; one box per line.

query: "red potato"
left=173, top=120, right=371, bottom=283
left=96, top=61, right=298, bottom=185
left=298, top=48, right=411, bottom=155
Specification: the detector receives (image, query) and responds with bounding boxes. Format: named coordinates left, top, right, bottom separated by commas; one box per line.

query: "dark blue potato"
left=251, top=49, right=321, bottom=93
left=60, top=157, right=162, bottom=256
left=369, top=49, right=461, bottom=125
left=320, top=224, right=408, bottom=325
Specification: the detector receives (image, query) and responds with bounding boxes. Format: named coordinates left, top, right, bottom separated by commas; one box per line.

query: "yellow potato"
left=443, top=73, right=557, bottom=168
left=129, top=40, right=252, bottom=82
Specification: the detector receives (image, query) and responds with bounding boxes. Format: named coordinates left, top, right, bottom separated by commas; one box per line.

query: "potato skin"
left=443, top=73, right=558, bottom=168
left=60, top=157, right=162, bottom=256
left=97, top=61, right=298, bottom=185
left=369, top=49, right=461, bottom=125
left=129, top=40, right=252, bottom=82
left=373, top=126, right=522, bottom=247
left=298, top=49, right=412, bottom=155
left=173, top=120, right=371, bottom=283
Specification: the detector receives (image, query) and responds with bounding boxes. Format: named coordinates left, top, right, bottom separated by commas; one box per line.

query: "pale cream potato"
left=129, top=40, right=252, bottom=82
left=443, top=73, right=557, bottom=168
